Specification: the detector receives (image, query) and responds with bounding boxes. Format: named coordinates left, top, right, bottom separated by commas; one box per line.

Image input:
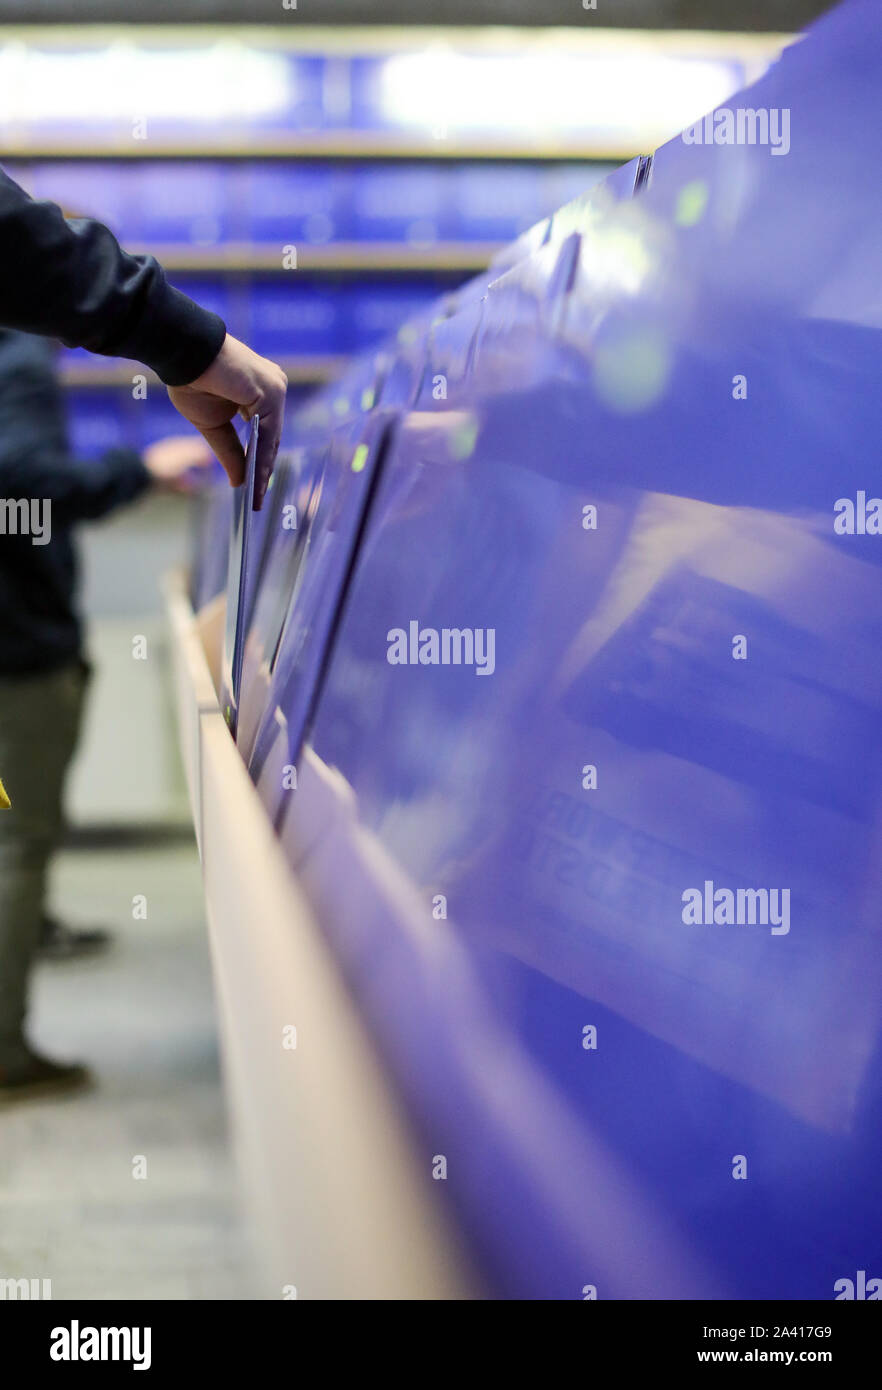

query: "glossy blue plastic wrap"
left=211, top=0, right=882, bottom=1299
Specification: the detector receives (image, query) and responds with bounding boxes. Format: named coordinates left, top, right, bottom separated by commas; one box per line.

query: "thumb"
left=197, top=421, right=246, bottom=487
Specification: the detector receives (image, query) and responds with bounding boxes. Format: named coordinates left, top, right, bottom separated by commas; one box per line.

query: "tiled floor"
left=0, top=840, right=255, bottom=1300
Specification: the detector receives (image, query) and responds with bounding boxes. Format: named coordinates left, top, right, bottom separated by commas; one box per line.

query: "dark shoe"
left=39, top=915, right=111, bottom=960
left=0, top=1050, right=92, bottom=1104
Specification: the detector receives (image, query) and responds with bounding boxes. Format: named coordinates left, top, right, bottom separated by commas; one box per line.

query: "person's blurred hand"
left=143, top=435, right=215, bottom=493
left=167, top=332, right=288, bottom=508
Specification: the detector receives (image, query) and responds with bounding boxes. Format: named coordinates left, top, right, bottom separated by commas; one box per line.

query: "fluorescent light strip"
left=380, top=50, right=745, bottom=139
left=0, top=42, right=291, bottom=124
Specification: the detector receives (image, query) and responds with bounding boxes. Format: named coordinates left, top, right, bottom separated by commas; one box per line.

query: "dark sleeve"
left=0, top=356, right=151, bottom=524
left=0, top=166, right=227, bottom=387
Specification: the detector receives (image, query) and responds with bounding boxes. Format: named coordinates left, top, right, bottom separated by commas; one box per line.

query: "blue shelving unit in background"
left=0, top=25, right=781, bottom=457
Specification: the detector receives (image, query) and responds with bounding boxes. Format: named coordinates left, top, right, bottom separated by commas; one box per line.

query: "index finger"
left=253, top=387, right=286, bottom=511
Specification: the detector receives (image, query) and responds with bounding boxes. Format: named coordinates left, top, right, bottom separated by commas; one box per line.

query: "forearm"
left=0, top=444, right=151, bottom=525
left=0, top=167, right=225, bottom=385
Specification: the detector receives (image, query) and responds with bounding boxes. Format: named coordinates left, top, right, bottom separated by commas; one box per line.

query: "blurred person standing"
left=0, top=327, right=213, bottom=1102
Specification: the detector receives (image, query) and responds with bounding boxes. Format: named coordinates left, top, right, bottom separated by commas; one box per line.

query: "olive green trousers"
left=0, top=661, right=87, bottom=1069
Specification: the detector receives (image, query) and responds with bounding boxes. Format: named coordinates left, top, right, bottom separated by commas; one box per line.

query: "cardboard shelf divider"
left=163, top=568, right=471, bottom=1300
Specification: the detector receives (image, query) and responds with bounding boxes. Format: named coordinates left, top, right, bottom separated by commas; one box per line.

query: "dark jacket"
left=0, top=166, right=225, bottom=384
left=0, top=329, right=150, bottom=676
left=0, top=165, right=226, bottom=677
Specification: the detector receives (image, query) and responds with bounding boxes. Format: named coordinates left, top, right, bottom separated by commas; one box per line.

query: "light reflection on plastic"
left=676, top=180, right=710, bottom=227
left=449, top=416, right=479, bottom=460
left=592, top=326, right=671, bottom=413
left=590, top=225, right=653, bottom=297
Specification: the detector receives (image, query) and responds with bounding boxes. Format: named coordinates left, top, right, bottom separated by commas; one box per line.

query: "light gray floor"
left=0, top=840, right=255, bottom=1300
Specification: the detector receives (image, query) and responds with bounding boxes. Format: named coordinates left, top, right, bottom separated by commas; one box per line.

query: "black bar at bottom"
left=0, top=1298, right=876, bottom=1373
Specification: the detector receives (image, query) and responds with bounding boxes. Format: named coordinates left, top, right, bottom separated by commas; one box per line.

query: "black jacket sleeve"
left=0, top=166, right=227, bottom=386
left=0, top=346, right=151, bottom=524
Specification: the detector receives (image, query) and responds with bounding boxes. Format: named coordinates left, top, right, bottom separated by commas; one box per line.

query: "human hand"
left=167, top=333, right=288, bottom=508
left=143, top=435, right=215, bottom=492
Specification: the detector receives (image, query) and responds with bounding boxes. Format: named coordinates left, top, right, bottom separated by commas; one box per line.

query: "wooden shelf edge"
left=62, top=355, right=348, bottom=388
